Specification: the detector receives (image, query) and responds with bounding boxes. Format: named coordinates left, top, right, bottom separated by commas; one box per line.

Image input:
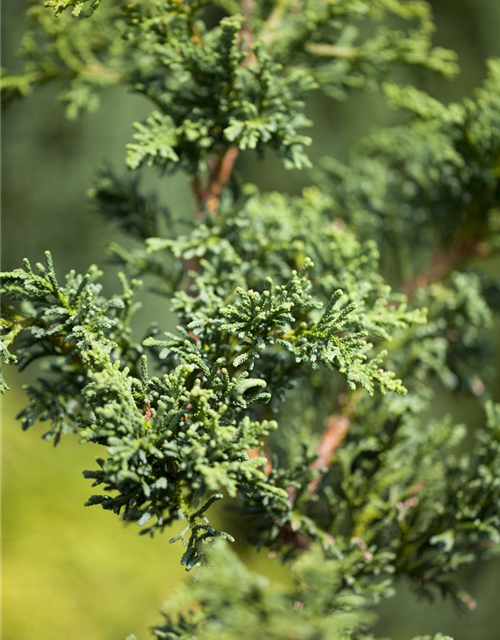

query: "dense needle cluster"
left=1, top=2, right=500, bottom=639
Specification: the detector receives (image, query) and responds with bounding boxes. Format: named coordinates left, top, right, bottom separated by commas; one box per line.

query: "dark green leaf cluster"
left=318, top=59, right=500, bottom=255
left=1, top=179, right=429, bottom=589
left=45, top=0, right=102, bottom=17
left=0, top=253, right=288, bottom=564
left=0, top=2, right=125, bottom=118
left=2, top=0, right=458, bottom=165
left=321, top=392, right=500, bottom=602
left=260, top=0, right=458, bottom=99
left=89, top=166, right=171, bottom=240
left=0, top=252, right=142, bottom=437
left=126, top=12, right=315, bottom=172
left=412, top=272, right=495, bottom=392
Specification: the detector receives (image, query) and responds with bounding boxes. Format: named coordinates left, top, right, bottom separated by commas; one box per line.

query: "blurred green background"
left=2, top=1, right=500, bottom=639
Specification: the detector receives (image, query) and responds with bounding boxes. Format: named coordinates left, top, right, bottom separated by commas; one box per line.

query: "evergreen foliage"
left=2, top=1, right=500, bottom=638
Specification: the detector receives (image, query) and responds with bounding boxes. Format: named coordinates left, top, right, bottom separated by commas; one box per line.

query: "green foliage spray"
left=2, top=2, right=500, bottom=638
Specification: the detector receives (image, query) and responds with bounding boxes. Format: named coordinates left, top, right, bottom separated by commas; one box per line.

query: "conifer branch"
left=2, top=3, right=500, bottom=638
left=305, top=228, right=494, bottom=504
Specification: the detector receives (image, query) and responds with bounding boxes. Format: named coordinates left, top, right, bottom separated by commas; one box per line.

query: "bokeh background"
left=2, top=1, right=500, bottom=639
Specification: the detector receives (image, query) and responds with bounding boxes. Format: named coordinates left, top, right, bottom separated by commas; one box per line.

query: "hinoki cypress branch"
left=2, top=2, right=500, bottom=639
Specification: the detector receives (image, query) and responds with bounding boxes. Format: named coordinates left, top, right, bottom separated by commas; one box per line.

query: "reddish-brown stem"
left=184, top=7, right=248, bottom=287
left=191, top=146, right=239, bottom=218
left=186, top=147, right=239, bottom=288
left=241, top=0, right=255, bottom=55
left=403, top=239, right=490, bottom=297
left=205, top=146, right=240, bottom=214
left=307, top=413, right=351, bottom=494
left=192, top=174, right=205, bottom=217
left=247, top=444, right=273, bottom=476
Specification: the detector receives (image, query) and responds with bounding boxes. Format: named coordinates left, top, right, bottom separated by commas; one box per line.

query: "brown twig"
left=192, top=146, right=239, bottom=217
left=403, top=239, right=489, bottom=297
left=186, top=147, right=240, bottom=288
left=261, top=0, right=289, bottom=46
left=205, top=146, right=240, bottom=214
left=247, top=444, right=273, bottom=476
left=241, top=0, right=255, bottom=55
left=184, top=3, right=250, bottom=285
left=307, top=413, right=351, bottom=494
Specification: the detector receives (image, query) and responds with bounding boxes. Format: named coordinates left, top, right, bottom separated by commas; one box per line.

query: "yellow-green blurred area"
left=2, top=387, right=186, bottom=640
left=1, top=383, right=284, bottom=640
left=2, top=1, right=500, bottom=639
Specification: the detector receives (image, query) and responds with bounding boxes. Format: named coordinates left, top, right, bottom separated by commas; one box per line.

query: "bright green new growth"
left=1, top=1, right=500, bottom=639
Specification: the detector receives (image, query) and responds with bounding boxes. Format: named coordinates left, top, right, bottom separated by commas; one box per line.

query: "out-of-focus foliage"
left=318, top=59, right=500, bottom=264
left=2, top=0, right=457, bottom=139
left=150, top=542, right=384, bottom=640
left=1, top=390, right=188, bottom=640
